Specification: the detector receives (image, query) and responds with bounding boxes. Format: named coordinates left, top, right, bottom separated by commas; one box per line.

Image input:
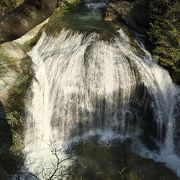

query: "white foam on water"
left=23, top=28, right=180, bottom=178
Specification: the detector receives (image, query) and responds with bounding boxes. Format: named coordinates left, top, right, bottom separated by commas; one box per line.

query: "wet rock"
left=68, top=139, right=179, bottom=180
left=0, top=0, right=55, bottom=44
left=0, top=42, right=26, bottom=59
left=105, top=0, right=149, bottom=34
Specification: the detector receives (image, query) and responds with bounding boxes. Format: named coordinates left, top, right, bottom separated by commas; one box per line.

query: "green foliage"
left=6, top=111, right=24, bottom=151
left=45, top=0, right=80, bottom=35
left=0, top=52, right=31, bottom=175
left=0, top=54, right=32, bottom=164
left=5, top=57, right=32, bottom=152
left=149, top=0, right=180, bottom=84
left=0, top=0, right=24, bottom=16
left=7, top=74, right=31, bottom=112
left=0, top=54, right=13, bottom=77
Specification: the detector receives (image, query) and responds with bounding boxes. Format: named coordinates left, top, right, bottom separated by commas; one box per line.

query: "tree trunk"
left=0, top=0, right=60, bottom=44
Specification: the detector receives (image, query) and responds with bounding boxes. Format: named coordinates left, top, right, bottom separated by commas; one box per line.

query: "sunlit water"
left=22, top=1, right=180, bottom=179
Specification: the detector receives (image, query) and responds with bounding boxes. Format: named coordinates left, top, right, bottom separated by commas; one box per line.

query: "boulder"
left=105, top=0, right=149, bottom=34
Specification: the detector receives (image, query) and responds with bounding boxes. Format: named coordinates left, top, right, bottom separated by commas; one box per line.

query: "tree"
left=13, top=142, right=77, bottom=180
left=0, top=0, right=61, bottom=44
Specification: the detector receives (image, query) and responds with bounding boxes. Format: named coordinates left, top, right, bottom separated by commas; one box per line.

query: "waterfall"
left=24, top=28, right=180, bottom=178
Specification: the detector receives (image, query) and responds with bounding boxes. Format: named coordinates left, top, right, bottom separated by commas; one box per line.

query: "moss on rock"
left=0, top=0, right=24, bottom=17
left=67, top=139, right=178, bottom=180
left=0, top=38, right=32, bottom=176
left=105, top=0, right=180, bottom=84
left=45, top=0, right=81, bottom=35
left=0, top=55, right=32, bottom=176
left=5, top=56, right=32, bottom=152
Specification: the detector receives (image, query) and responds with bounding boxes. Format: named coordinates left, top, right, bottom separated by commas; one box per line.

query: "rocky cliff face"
left=0, top=21, right=46, bottom=177
left=105, top=0, right=149, bottom=34
left=104, top=0, right=180, bottom=85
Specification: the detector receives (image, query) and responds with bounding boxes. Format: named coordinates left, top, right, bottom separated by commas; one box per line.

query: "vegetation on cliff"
left=148, top=0, right=180, bottom=84
left=0, top=0, right=59, bottom=44
left=0, top=0, right=23, bottom=16
left=45, top=0, right=80, bottom=35
left=5, top=56, right=32, bottom=152
left=105, top=0, right=180, bottom=84
left=0, top=51, right=32, bottom=176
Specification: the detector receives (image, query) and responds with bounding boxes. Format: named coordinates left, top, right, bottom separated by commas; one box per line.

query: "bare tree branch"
left=14, top=141, right=76, bottom=180
left=47, top=144, right=76, bottom=180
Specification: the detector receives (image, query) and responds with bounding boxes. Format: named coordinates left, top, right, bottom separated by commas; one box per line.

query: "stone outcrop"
left=69, top=139, right=179, bottom=179
left=0, top=21, right=45, bottom=177
left=105, top=0, right=149, bottom=34
left=0, top=19, right=46, bottom=103
left=0, top=0, right=59, bottom=44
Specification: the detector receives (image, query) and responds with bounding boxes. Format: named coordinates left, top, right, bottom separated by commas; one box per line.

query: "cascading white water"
left=24, top=28, right=180, bottom=178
